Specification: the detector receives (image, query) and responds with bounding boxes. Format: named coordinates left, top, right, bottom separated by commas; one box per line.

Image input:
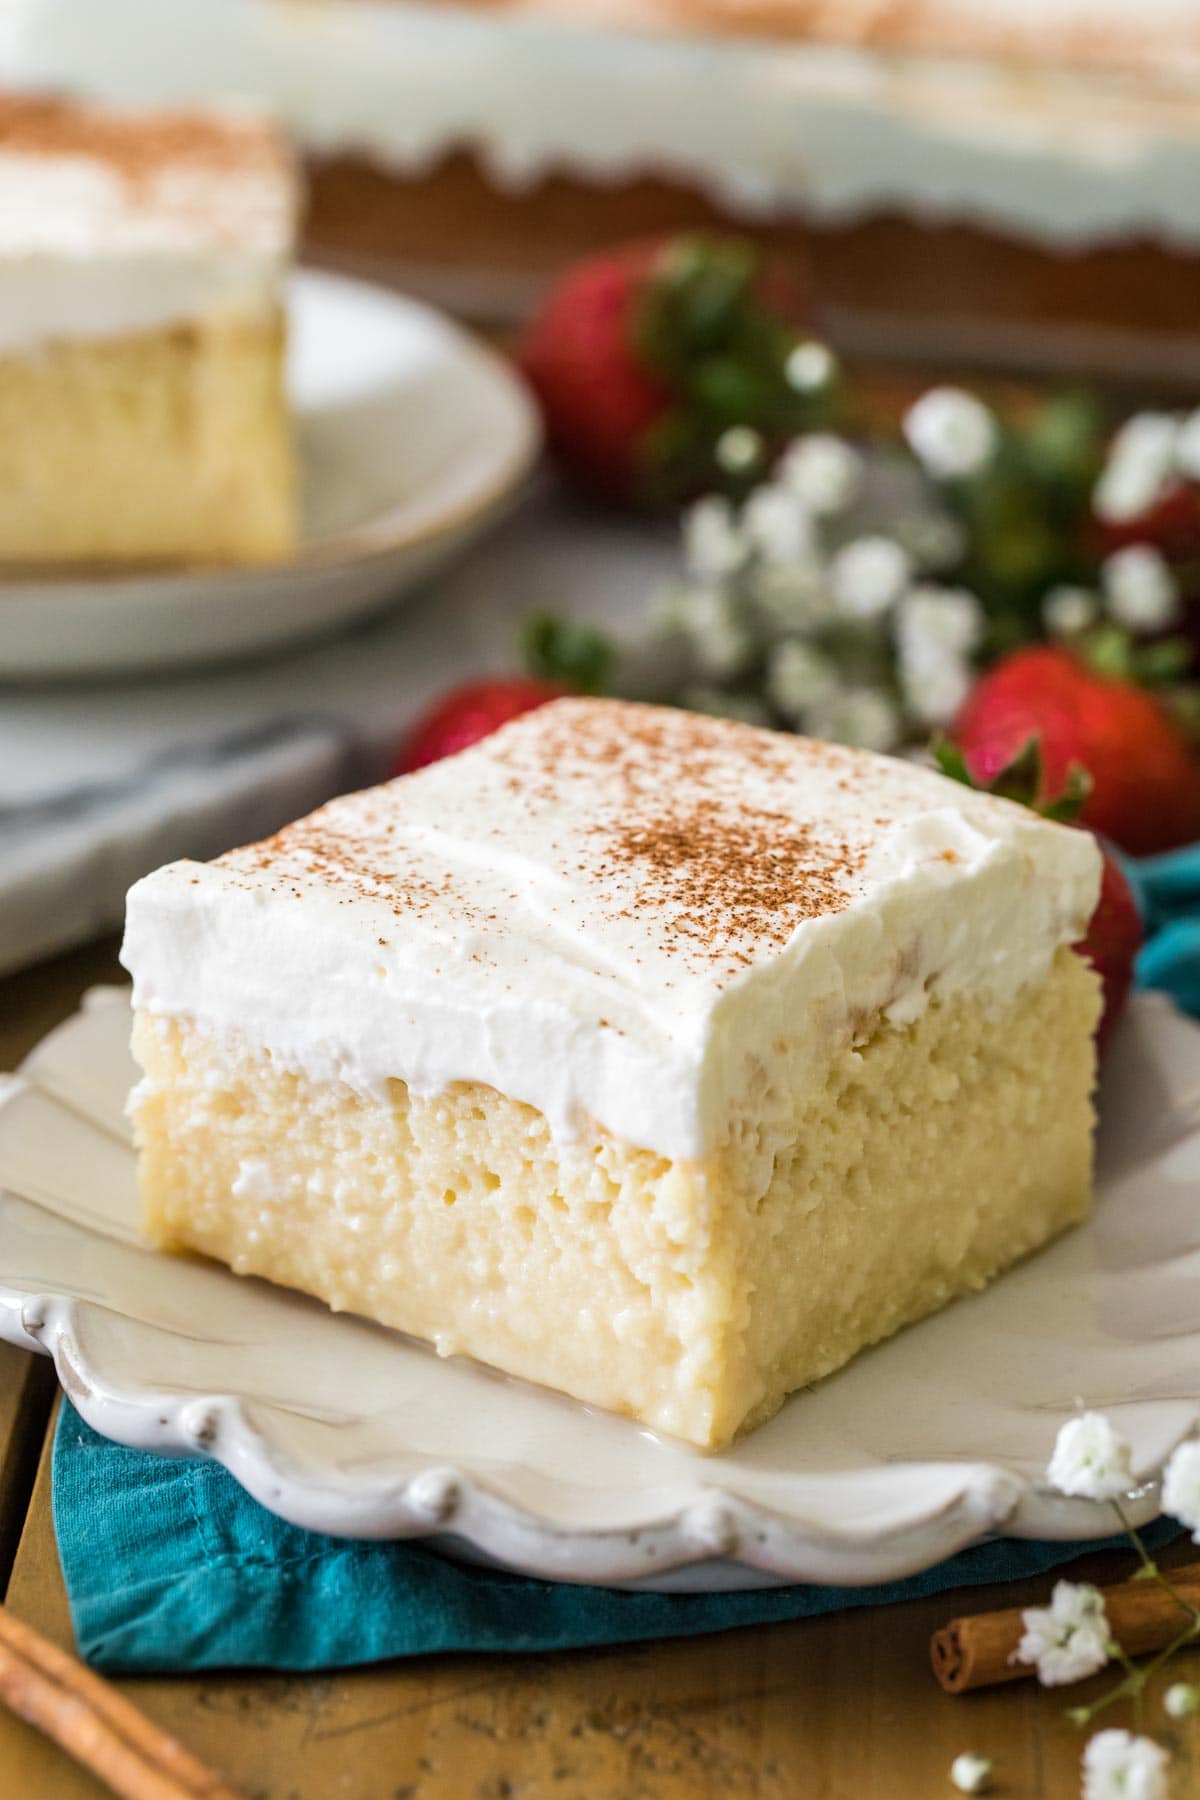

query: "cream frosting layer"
left=13, top=0, right=1200, bottom=255
left=0, top=99, right=295, bottom=353
left=121, top=700, right=1101, bottom=1163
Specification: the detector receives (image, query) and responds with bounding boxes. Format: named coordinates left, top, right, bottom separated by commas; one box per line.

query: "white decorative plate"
left=0, top=270, right=541, bottom=681
left=2, top=988, right=1199, bottom=1592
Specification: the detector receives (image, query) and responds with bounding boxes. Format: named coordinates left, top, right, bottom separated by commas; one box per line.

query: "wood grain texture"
left=1, top=1424, right=1199, bottom=1800
left=0, top=1600, right=243, bottom=1800
left=0, top=1350, right=55, bottom=1595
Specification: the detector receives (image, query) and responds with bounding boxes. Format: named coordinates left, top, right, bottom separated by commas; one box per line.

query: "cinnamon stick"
left=931, top=1562, right=1200, bottom=1695
left=0, top=1603, right=241, bottom=1799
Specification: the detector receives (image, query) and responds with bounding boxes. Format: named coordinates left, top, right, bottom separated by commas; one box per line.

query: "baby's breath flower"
left=1161, top=1438, right=1200, bottom=1541
left=678, top=587, right=754, bottom=679
left=949, top=1752, right=993, bottom=1794
left=1044, top=585, right=1100, bottom=639
left=894, top=510, right=967, bottom=573
left=766, top=639, right=841, bottom=719
left=829, top=535, right=911, bottom=619
left=1082, top=1730, right=1169, bottom=1800
left=715, top=425, right=764, bottom=475
left=742, top=483, right=815, bottom=564
left=897, top=584, right=985, bottom=657
left=904, top=387, right=998, bottom=480
left=752, top=558, right=833, bottom=631
left=1094, top=413, right=1180, bottom=524
left=778, top=433, right=863, bottom=516
left=1176, top=408, right=1200, bottom=482
left=894, top=586, right=979, bottom=727
left=1014, top=1581, right=1110, bottom=1687
left=1047, top=1413, right=1134, bottom=1501
left=683, top=495, right=747, bottom=580
left=1102, top=545, right=1180, bottom=634
left=785, top=339, right=837, bottom=394
left=899, top=650, right=972, bottom=730
left=807, top=686, right=902, bottom=754
left=1164, top=1681, right=1200, bottom=1720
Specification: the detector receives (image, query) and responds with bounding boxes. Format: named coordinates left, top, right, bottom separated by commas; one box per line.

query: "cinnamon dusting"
left=0, top=95, right=290, bottom=185
left=209, top=700, right=891, bottom=981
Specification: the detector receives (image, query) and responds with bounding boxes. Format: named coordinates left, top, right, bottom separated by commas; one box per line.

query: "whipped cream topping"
left=122, top=700, right=1101, bottom=1163
left=14, top=0, right=1200, bottom=263
left=0, top=98, right=296, bottom=352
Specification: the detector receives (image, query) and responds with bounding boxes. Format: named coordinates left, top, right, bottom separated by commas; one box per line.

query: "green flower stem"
left=1069, top=1617, right=1200, bottom=1728
left=1065, top=1505, right=1200, bottom=1728
left=1114, top=1503, right=1200, bottom=1627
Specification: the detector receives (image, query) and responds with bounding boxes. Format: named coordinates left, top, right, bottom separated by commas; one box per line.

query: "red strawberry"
left=519, top=234, right=815, bottom=507
left=393, top=677, right=566, bottom=775
left=952, top=645, right=1200, bottom=856
left=1086, top=850, right=1143, bottom=1055
left=933, top=737, right=1143, bottom=1053
left=521, top=243, right=670, bottom=505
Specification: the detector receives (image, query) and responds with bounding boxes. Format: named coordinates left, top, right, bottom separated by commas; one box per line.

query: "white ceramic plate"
left=2, top=988, right=1199, bottom=1592
left=0, top=271, right=541, bottom=681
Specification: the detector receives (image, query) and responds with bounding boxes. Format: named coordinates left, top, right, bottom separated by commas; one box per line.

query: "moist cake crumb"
left=122, top=698, right=1104, bottom=1446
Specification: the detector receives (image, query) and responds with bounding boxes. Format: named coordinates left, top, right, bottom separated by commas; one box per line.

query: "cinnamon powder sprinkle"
left=488, top=700, right=871, bottom=964
left=213, top=699, right=889, bottom=981
left=0, top=95, right=290, bottom=184
left=601, top=809, right=859, bottom=957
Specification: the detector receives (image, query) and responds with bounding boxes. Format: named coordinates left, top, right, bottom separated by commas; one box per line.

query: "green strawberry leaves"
left=1078, top=621, right=1192, bottom=688
left=630, top=235, right=832, bottom=504
left=932, top=733, right=1093, bottom=822
left=522, top=613, right=616, bottom=695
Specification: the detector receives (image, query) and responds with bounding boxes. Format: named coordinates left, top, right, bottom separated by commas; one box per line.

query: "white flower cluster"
left=668, top=422, right=987, bottom=752
left=903, top=387, right=999, bottom=481
left=1039, top=404, right=1200, bottom=644
left=1094, top=406, right=1200, bottom=524
left=1046, top=1411, right=1134, bottom=1502
left=1082, top=1731, right=1169, bottom=1800
left=1161, top=1437, right=1200, bottom=1538
left=949, top=1752, right=993, bottom=1794
left=985, top=1412, right=1200, bottom=1800
left=1014, top=1581, right=1110, bottom=1687
left=1042, top=547, right=1181, bottom=642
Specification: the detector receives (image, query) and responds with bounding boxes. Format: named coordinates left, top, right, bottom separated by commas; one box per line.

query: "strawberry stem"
left=932, top=732, right=1093, bottom=822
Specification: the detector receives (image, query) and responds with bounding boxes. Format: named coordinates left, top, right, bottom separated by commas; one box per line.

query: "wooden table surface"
left=2, top=946, right=1198, bottom=1800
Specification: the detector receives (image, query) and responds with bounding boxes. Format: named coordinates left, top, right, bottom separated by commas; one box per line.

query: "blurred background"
left=14, top=0, right=1200, bottom=382
left=4, top=0, right=1200, bottom=979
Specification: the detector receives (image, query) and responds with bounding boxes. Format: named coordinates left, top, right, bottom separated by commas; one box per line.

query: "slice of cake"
left=0, top=96, right=298, bottom=566
left=121, top=700, right=1102, bottom=1449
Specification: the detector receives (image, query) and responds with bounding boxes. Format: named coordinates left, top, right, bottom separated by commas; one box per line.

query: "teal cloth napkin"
left=1125, top=844, right=1200, bottom=1015
left=51, top=843, right=1200, bottom=1675
left=51, top=1405, right=1182, bottom=1675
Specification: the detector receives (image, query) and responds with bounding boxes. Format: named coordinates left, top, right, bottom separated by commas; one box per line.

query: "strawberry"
left=951, top=644, right=1200, bottom=856
left=1086, top=850, right=1143, bottom=1055
left=393, top=677, right=566, bottom=775
left=519, top=234, right=817, bottom=507
left=934, top=738, right=1143, bottom=1053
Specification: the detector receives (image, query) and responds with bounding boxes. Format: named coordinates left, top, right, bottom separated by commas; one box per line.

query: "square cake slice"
left=122, top=700, right=1102, bottom=1448
left=0, top=96, right=298, bottom=565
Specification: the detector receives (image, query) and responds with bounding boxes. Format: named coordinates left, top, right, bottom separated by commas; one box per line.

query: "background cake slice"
left=121, top=701, right=1103, bottom=1449
left=0, top=95, right=298, bottom=566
